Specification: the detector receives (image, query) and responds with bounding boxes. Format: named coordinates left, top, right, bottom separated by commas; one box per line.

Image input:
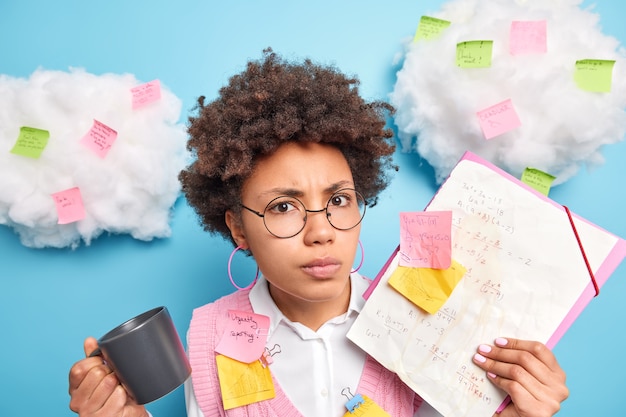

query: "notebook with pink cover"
left=348, top=151, right=626, bottom=417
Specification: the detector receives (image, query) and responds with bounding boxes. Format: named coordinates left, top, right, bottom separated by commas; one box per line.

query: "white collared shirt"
left=248, top=274, right=368, bottom=417
left=184, top=273, right=441, bottom=417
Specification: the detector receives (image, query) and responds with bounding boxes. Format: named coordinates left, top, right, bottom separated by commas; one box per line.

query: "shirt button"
left=320, top=388, right=328, bottom=397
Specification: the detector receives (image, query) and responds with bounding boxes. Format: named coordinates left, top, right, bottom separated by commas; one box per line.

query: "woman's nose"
left=302, top=208, right=335, bottom=244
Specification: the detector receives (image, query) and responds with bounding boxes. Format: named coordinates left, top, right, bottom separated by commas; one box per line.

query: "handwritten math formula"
left=454, top=228, right=533, bottom=270
left=456, top=365, right=494, bottom=405
left=414, top=307, right=459, bottom=362
left=364, top=304, right=458, bottom=361
left=450, top=180, right=533, bottom=299
left=456, top=182, right=514, bottom=235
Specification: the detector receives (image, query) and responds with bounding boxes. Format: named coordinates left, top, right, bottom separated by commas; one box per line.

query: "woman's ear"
left=225, top=210, right=248, bottom=248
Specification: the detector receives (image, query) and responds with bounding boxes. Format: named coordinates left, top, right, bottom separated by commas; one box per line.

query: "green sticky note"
left=574, top=59, right=615, bottom=93
left=413, top=16, right=451, bottom=42
left=456, top=40, right=493, bottom=68
left=521, top=167, right=556, bottom=196
left=10, top=127, right=50, bottom=158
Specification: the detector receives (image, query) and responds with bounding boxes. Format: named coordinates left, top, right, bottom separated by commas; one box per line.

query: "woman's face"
left=227, top=141, right=361, bottom=317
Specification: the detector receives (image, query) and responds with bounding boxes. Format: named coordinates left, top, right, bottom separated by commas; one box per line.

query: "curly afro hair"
left=180, top=48, right=397, bottom=244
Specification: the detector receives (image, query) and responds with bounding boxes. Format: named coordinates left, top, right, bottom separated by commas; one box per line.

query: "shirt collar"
left=249, top=272, right=370, bottom=336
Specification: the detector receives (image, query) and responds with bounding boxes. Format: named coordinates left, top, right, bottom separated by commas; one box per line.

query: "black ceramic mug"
left=90, top=306, right=191, bottom=404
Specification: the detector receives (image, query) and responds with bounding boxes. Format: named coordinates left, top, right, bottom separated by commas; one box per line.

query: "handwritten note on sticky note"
left=456, top=40, right=493, bottom=68
left=216, top=354, right=275, bottom=410
left=413, top=16, right=451, bottom=42
left=10, top=127, right=50, bottom=158
left=51, top=187, right=86, bottom=224
left=574, top=59, right=615, bottom=93
left=521, top=167, right=556, bottom=196
left=215, top=310, right=270, bottom=363
left=510, top=20, right=547, bottom=55
left=131, top=79, right=161, bottom=109
left=399, top=211, right=452, bottom=269
left=343, top=394, right=391, bottom=417
left=477, top=98, right=522, bottom=140
left=388, top=260, right=466, bottom=315
left=80, top=120, right=118, bottom=158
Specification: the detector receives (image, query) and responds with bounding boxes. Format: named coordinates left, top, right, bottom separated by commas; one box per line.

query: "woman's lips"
left=302, top=258, right=342, bottom=279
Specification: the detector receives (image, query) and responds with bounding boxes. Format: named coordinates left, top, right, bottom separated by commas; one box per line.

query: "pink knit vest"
left=188, top=289, right=422, bottom=417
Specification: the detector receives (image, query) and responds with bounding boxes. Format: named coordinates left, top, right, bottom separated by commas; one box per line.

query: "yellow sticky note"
left=388, top=260, right=466, bottom=314
left=413, top=16, right=451, bottom=42
left=216, top=354, right=275, bottom=410
left=574, top=59, right=615, bottom=92
left=521, top=167, right=556, bottom=196
left=456, top=40, right=493, bottom=68
left=10, top=126, right=50, bottom=158
left=343, top=394, right=391, bottom=417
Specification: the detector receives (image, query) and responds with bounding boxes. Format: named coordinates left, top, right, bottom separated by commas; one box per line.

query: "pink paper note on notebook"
left=399, top=211, right=452, bottom=269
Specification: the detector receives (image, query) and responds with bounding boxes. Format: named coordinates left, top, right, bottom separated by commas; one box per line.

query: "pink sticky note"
left=215, top=310, right=270, bottom=363
left=51, top=187, right=86, bottom=224
left=399, top=211, right=452, bottom=269
left=131, top=79, right=161, bottom=109
left=476, top=99, right=522, bottom=140
left=510, top=20, right=547, bottom=55
left=80, top=120, right=118, bottom=158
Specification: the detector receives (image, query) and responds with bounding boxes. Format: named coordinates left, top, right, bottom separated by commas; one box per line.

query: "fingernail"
left=495, top=337, right=508, bottom=347
left=478, top=344, right=492, bottom=354
left=487, top=372, right=497, bottom=379
left=473, top=353, right=487, bottom=363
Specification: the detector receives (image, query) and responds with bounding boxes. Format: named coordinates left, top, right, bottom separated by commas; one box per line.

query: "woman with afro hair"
left=69, top=49, right=568, bottom=417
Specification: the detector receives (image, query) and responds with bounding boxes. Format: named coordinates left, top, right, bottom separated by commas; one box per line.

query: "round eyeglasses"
left=240, top=188, right=366, bottom=239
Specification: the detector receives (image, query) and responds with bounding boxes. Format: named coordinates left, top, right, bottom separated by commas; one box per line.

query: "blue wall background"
left=1, top=1, right=625, bottom=415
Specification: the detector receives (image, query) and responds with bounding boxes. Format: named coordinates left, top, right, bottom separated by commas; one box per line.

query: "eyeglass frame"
left=239, top=188, right=367, bottom=239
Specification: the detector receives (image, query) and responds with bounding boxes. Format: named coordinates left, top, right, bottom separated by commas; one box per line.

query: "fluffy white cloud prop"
left=0, top=69, right=189, bottom=249
left=391, top=0, right=626, bottom=184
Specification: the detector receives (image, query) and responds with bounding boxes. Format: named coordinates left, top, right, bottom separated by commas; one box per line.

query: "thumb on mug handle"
left=83, top=337, right=100, bottom=358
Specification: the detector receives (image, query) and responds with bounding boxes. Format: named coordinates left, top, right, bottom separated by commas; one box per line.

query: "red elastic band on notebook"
left=563, top=205, right=600, bottom=297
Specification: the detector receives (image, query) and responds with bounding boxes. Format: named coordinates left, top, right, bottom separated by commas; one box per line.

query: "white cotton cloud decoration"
left=0, top=68, right=189, bottom=249
left=391, top=0, right=626, bottom=184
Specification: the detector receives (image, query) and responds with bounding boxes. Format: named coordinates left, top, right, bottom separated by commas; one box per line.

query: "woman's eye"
left=330, top=194, right=349, bottom=207
left=268, top=201, right=297, bottom=214
left=276, top=202, right=291, bottom=212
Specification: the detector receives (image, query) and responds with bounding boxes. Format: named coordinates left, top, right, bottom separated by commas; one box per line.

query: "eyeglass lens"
left=262, top=189, right=365, bottom=238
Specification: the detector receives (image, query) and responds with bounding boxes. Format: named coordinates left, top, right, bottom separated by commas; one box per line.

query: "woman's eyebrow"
left=325, top=180, right=353, bottom=193
left=258, top=180, right=354, bottom=199
left=259, top=187, right=304, bottom=198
